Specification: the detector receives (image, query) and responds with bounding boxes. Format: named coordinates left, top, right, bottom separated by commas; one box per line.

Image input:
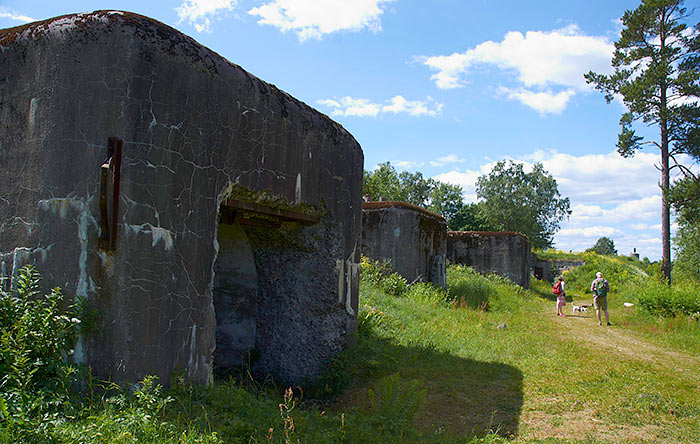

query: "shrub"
left=0, top=265, right=92, bottom=442
left=360, top=257, right=408, bottom=297
left=633, top=279, right=700, bottom=317
left=0, top=266, right=85, bottom=415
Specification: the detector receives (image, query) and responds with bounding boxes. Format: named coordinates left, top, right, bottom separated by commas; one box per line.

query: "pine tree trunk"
left=660, top=12, right=672, bottom=285
left=661, top=130, right=672, bottom=285
left=660, top=81, right=672, bottom=285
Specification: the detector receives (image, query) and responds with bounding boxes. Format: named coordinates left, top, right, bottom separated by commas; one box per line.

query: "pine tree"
left=585, top=0, right=700, bottom=284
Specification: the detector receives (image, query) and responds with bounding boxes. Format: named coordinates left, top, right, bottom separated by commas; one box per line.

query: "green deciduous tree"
left=672, top=222, right=700, bottom=282
left=587, top=237, right=618, bottom=255
left=448, top=203, right=504, bottom=232
left=669, top=176, right=700, bottom=281
left=585, top=0, right=700, bottom=283
left=475, top=161, right=571, bottom=249
left=427, top=182, right=464, bottom=223
left=363, top=162, right=405, bottom=203
left=669, top=174, right=700, bottom=226
left=364, top=162, right=437, bottom=206
left=363, top=162, right=465, bottom=225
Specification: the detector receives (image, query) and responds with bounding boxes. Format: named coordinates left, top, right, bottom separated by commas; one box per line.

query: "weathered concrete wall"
left=447, top=231, right=530, bottom=287
left=531, top=255, right=555, bottom=282
left=361, top=202, right=447, bottom=287
left=531, top=255, right=586, bottom=282
left=0, top=11, right=363, bottom=385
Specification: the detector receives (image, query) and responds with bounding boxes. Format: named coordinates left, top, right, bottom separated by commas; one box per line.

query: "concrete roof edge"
left=0, top=10, right=359, bottom=145
left=362, top=201, right=446, bottom=223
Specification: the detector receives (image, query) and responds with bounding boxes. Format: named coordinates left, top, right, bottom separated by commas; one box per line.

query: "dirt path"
left=519, top=304, right=700, bottom=443
left=557, top=310, right=700, bottom=371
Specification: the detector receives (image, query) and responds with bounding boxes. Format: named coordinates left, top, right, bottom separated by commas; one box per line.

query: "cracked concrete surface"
left=0, top=11, right=363, bottom=385
left=447, top=232, right=531, bottom=288
left=361, top=202, right=447, bottom=288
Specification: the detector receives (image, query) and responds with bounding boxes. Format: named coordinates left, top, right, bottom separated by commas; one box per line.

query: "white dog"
left=572, top=304, right=588, bottom=314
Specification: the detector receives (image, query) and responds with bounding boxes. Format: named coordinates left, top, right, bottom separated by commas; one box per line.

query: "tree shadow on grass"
left=336, top=327, right=524, bottom=440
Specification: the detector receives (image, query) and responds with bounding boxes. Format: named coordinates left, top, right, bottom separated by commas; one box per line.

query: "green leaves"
left=587, top=237, right=618, bottom=256
left=475, top=160, right=571, bottom=249
left=449, top=203, right=504, bottom=232
left=0, top=265, right=85, bottom=423
left=363, top=161, right=466, bottom=223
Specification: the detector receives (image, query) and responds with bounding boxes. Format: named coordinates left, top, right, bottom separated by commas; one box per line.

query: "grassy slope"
left=333, top=258, right=700, bottom=443
left=6, top=255, right=700, bottom=443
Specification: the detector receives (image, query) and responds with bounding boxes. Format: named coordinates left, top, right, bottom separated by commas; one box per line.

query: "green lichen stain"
left=222, top=183, right=327, bottom=219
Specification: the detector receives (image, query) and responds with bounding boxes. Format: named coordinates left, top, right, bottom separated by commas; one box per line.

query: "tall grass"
left=629, top=279, right=700, bottom=317
left=446, top=264, right=497, bottom=310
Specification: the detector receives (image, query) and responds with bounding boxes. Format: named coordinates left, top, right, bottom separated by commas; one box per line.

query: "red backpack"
left=553, top=281, right=562, bottom=295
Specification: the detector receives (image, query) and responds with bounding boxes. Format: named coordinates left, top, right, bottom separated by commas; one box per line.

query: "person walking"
left=554, top=275, right=566, bottom=316
left=591, top=271, right=611, bottom=326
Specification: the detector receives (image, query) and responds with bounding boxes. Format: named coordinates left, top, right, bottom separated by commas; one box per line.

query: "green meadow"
left=2, top=254, right=700, bottom=443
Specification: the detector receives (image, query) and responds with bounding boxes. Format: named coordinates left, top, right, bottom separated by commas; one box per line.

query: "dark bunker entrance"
left=212, top=199, right=320, bottom=377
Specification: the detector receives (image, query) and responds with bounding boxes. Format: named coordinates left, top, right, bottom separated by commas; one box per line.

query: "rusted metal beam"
left=108, top=137, right=122, bottom=250
left=99, top=163, right=110, bottom=249
left=99, top=137, right=123, bottom=251
left=220, top=199, right=320, bottom=225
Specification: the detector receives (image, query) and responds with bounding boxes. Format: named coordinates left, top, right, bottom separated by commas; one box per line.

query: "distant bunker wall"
left=0, top=11, right=364, bottom=386
left=532, top=256, right=586, bottom=282
left=361, top=202, right=447, bottom=287
left=447, top=231, right=530, bottom=288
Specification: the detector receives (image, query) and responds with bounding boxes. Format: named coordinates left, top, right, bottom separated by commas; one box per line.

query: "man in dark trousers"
left=591, top=271, right=611, bottom=326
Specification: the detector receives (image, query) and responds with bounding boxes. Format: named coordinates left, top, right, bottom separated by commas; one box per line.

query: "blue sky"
left=3, top=0, right=699, bottom=260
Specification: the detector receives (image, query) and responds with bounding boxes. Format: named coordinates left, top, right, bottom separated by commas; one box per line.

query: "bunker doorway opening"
left=211, top=201, right=319, bottom=378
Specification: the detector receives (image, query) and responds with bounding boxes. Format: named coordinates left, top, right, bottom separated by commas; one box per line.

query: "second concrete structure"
left=361, top=202, right=447, bottom=288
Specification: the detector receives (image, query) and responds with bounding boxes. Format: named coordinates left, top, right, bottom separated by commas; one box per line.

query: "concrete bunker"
left=361, top=201, right=447, bottom=287
left=447, top=231, right=531, bottom=288
left=530, top=254, right=585, bottom=282
left=0, top=11, right=363, bottom=385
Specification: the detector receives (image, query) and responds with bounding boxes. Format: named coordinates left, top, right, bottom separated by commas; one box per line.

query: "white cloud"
left=630, top=223, right=662, bottom=230
left=431, top=148, right=677, bottom=258
left=383, top=95, right=443, bottom=116
left=318, top=95, right=442, bottom=118
left=557, top=226, right=622, bottom=238
left=420, top=24, right=614, bottom=113
left=526, top=149, right=662, bottom=205
left=0, top=7, right=36, bottom=23
left=498, top=87, right=577, bottom=115
left=429, top=154, right=465, bottom=167
left=249, top=0, right=394, bottom=41
left=175, top=0, right=238, bottom=33
left=318, top=97, right=380, bottom=117
left=392, top=160, right=425, bottom=169
left=432, top=168, right=488, bottom=202
left=571, top=204, right=604, bottom=218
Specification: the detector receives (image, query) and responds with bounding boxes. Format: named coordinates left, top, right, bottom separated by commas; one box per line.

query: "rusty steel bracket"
left=99, top=137, right=123, bottom=250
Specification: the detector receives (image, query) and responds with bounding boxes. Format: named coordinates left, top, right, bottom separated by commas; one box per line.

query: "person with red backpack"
left=553, top=275, right=566, bottom=316
left=590, top=271, right=611, bottom=326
